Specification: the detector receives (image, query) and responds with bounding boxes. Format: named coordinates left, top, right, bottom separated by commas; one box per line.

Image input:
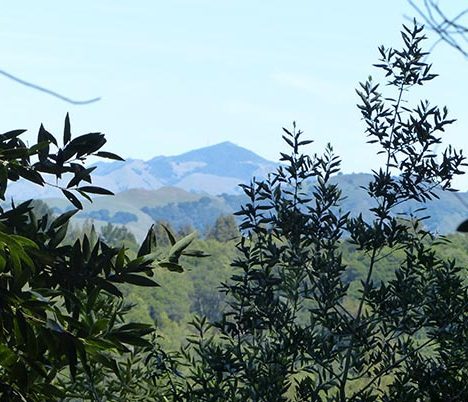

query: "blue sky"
left=1, top=1, right=467, bottom=189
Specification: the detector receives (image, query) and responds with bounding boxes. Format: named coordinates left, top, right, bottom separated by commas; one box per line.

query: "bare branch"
left=0, top=68, right=101, bottom=105
left=407, top=0, right=468, bottom=58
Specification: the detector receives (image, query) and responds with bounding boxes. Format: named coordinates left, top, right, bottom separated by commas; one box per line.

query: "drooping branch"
left=0, top=68, right=101, bottom=105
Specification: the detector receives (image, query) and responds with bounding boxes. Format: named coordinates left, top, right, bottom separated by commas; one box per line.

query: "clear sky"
left=1, top=1, right=467, bottom=190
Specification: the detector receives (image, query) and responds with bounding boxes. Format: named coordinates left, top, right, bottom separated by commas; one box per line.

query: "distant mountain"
left=7, top=141, right=277, bottom=199
left=327, top=173, right=468, bottom=234
left=94, top=141, right=277, bottom=195
left=4, top=143, right=468, bottom=239
left=27, top=174, right=467, bottom=241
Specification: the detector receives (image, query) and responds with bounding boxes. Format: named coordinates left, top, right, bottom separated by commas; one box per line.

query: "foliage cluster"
left=0, top=117, right=204, bottom=401
left=167, top=23, right=468, bottom=402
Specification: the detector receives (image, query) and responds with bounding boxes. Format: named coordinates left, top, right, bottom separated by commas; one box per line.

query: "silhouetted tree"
left=172, top=23, right=468, bottom=401
left=0, top=115, right=202, bottom=401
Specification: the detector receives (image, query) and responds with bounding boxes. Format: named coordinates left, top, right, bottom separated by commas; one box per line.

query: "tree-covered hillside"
left=118, top=231, right=468, bottom=352
left=16, top=175, right=468, bottom=241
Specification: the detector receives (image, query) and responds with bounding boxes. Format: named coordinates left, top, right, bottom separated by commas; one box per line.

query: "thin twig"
left=407, top=0, right=468, bottom=57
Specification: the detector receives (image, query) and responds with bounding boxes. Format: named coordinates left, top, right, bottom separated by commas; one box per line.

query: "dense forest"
left=1, top=22, right=467, bottom=401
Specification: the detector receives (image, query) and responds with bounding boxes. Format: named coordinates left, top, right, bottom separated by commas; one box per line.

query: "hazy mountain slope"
left=35, top=174, right=467, bottom=241
left=328, top=174, right=468, bottom=234
left=39, top=187, right=205, bottom=240
left=3, top=141, right=466, bottom=238
left=95, top=141, right=276, bottom=195
left=145, top=141, right=276, bottom=193
left=6, top=141, right=277, bottom=199
left=148, top=141, right=273, bottom=179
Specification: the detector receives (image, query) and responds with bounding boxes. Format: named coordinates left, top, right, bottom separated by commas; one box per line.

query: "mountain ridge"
left=7, top=141, right=277, bottom=199
left=4, top=142, right=467, bottom=239
left=21, top=173, right=468, bottom=241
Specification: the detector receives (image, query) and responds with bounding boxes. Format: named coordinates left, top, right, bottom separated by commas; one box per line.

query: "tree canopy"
left=167, top=22, right=468, bottom=402
left=0, top=116, right=203, bottom=401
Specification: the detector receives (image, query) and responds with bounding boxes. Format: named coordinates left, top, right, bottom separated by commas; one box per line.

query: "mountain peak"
left=213, top=140, right=236, bottom=146
left=8, top=141, right=278, bottom=199
left=176, top=141, right=268, bottom=164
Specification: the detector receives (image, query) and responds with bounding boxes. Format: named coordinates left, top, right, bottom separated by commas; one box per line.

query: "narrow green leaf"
left=0, top=129, right=27, bottom=142
left=48, top=221, right=69, bottom=249
left=137, top=226, right=156, bottom=257
left=161, top=223, right=176, bottom=246
left=158, top=261, right=184, bottom=273
left=16, top=166, right=44, bottom=186
left=95, top=278, right=122, bottom=297
left=115, top=247, right=126, bottom=272
left=66, top=166, right=96, bottom=188
left=168, top=231, right=197, bottom=263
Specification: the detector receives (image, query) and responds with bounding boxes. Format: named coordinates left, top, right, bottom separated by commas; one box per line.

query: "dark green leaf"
left=16, top=166, right=44, bottom=186
left=77, top=186, right=114, bottom=196
left=61, top=189, right=83, bottom=209
left=48, top=221, right=69, bottom=249
left=50, top=209, right=79, bottom=230
left=64, top=113, right=71, bottom=145
left=168, top=231, right=197, bottom=263
left=161, top=223, right=177, bottom=246
left=66, top=166, right=96, bottom=189
left=94, top=151, right=125, bottom=161
left=94, top=278, right=122, bottom=297
left=137, top=226, right=156, bottom=257
left=28, top=141, right=50, bottom=154
left=0, top=129, right=27, bottom=142
left=118, top=274, right=159, bottom=287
